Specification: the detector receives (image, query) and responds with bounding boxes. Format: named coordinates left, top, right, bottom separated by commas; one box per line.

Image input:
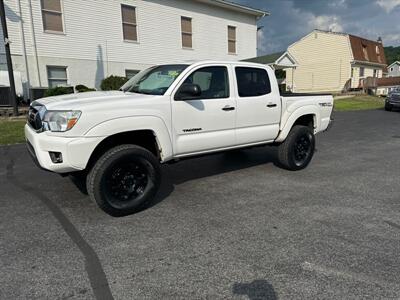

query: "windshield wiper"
left=129, top=88, right=154, bottom=95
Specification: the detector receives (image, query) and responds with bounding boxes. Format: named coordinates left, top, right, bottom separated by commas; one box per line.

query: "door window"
left=235, top=67, right=271, bottom=97
left=178, top=66, right=229, bottom=100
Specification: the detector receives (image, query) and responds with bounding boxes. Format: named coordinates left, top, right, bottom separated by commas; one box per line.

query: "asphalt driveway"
left=1, top=109, right=400, bottom=299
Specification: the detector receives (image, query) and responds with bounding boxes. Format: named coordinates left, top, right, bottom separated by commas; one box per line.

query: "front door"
left=171, top=65, right=236, bottom=156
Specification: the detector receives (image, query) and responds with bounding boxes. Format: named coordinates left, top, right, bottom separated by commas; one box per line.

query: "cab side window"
left=235, top=67, right=271, bottom=97
left=180, top=66, right=229, bottom=99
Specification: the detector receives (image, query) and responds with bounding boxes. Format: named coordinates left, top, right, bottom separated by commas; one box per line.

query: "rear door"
left=171, top=65, right=236, bottom=155
left=234, top=66, right=281, bottom=145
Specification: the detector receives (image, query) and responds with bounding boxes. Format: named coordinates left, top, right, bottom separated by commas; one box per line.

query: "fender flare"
left=84, top=116, right=173, bottom=161
left=275, top=105, right=320, bottom=143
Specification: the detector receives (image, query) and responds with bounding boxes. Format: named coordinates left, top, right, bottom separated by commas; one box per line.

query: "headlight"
left=43, top=111, right=81, bottom=132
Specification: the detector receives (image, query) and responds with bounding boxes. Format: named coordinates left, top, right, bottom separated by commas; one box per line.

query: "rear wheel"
left=277, top=125, right=315, bottom=171
left=86, top=145, right=161, bottom=217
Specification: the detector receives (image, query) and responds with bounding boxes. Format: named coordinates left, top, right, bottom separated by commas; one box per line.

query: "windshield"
left=121, top=64, right=189, bottom=95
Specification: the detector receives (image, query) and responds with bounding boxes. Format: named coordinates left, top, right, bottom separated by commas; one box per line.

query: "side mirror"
left=175, top=84, right=202, bottom=100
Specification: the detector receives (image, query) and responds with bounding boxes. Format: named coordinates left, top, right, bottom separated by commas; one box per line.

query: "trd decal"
left=183, top=128, right=202, bottom=132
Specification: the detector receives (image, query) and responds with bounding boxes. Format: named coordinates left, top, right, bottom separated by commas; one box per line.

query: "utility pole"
left=0, top=0, right=18, bottom=116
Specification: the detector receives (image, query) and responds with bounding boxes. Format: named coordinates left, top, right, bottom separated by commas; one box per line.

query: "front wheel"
left=385, top=102, right=393, bottom=111
left=86, top=145, right=161, bottom=217
left=277, top=125, right=315, bottom=171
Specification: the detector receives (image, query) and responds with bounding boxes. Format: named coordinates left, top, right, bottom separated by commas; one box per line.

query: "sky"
left=232, top=0, right=400, bottom=55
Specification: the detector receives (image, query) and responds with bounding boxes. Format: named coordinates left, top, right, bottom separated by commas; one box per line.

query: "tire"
left=277, top=125, right=315, bottom=171
left=86, top=144, right=161, bottom=217
left=385, top=102, right=393, bottom=111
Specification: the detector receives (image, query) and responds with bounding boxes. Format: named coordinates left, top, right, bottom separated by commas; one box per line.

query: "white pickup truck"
left=25, top=61, right=333, bottom=216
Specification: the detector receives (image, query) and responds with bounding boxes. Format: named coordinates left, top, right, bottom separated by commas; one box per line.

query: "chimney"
left=377, top=37, right=383, bottom=44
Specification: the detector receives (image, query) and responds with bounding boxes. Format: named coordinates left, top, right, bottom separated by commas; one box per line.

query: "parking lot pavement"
left=1, top=109, right=400, bottom=299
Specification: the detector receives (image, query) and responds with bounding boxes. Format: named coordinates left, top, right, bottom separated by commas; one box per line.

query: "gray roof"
left=242, top=52, right=285, bottom=64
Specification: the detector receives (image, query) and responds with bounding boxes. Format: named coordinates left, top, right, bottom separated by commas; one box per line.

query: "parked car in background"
left=385, top=88, right=400, bottom=111
left=25, top=61, right=333, bottom=216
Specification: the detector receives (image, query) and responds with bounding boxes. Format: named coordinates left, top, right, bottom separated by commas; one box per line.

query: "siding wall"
left=388, top=63, right=400, bottom=77
left=285, top=31, right=353, bottom=92
left=351, top=65, right=382, bottom=88
left=1, top=0, right=258, bottom=91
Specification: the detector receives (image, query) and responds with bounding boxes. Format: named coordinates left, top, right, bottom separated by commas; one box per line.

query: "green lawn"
left=0, top=120, right=26, bottom=145
left=334, top=95, right=385, bottom=111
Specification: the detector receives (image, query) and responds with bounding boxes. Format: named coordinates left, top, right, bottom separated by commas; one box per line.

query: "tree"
left=100, top=76, right=129, bottom=91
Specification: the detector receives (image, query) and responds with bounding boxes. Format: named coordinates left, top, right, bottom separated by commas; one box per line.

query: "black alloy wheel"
left=293, top=132, right=313, bottom=167
left=277, top=125, right=315, bottom=171
left=87, top=145, right=161, bottom=217
left=104, top=160, right=150, bottom=207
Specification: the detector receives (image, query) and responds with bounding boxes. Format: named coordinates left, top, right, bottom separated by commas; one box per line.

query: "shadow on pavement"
left=232, top=279, right=277, bottom=300
left=146, top=146, right=279, bottom=210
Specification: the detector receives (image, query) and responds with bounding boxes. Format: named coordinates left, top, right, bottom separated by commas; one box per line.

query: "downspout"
left=16, top=0, right=31, bottom=100
left=27, top=0, right=41, bottom=87
left=292, top=67, right=295, bottom=92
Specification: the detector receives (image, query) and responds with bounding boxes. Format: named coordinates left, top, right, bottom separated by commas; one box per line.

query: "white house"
left=0, top=0, right=267, bottom=99
left=387, top=61, right=400, bottom=77
left=284, top=30, right=387, bottom=93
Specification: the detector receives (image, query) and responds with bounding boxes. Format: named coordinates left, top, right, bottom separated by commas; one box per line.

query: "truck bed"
left=280, top=92, right=332, bottom=97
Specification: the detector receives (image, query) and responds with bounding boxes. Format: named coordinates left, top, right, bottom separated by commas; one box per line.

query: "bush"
left=75, top=84, right=96, bottom=93
left=44, top=86, right=74, bottom=97
left=100, top=75, right=128, bottom=91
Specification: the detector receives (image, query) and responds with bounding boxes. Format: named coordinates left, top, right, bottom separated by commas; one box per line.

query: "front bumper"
left=24, top=124, right=102, bottom=173
left=387, top=100, right=400, bottom=107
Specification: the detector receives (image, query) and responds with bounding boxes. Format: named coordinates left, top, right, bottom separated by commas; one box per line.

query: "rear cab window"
left=235, top=67, right=271, bottom=97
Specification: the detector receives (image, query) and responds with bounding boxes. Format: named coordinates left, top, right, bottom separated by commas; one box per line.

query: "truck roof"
left=181, top=60, right=271, bottom=68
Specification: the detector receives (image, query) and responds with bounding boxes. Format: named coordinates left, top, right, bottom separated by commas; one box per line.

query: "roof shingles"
left=349, top=35, right=387, bottom=65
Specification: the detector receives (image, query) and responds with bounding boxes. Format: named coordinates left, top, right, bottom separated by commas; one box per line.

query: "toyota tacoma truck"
left=25, top=61, right=333, bottom=216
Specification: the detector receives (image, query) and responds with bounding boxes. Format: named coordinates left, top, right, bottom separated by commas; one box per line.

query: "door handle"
left=222, top=105, right=235, bottom=111
left=267, top=103, right=277, bottom=108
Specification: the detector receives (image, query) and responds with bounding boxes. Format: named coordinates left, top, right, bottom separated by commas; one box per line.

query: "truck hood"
left=32, top=91, right=155, bottom=110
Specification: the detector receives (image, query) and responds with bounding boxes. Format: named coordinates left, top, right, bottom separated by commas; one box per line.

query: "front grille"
left=390, top=94, right=400, bottom=102
left=28, top=106, right=43, bottom=130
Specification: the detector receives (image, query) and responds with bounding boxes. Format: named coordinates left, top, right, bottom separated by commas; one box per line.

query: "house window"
left=390, top=67, right=394, bottom=72
left=373, top=69, right=377, bottom=77
left=228, top=26, right=236, bottom=54
left=362, top=45, right=369, bottom=60
left=41, top=0, right=63, bottom=32
left=359, top=67, right=365, bottom=77
left=181, top=17, right=192, bottom=48
left=125, top=69, right=140, bottom=79
left=47, top=66, right=68, bottom=88
left=351, top=68, right=354, bottom=77
left=121, top=5, right=137, bottom=41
